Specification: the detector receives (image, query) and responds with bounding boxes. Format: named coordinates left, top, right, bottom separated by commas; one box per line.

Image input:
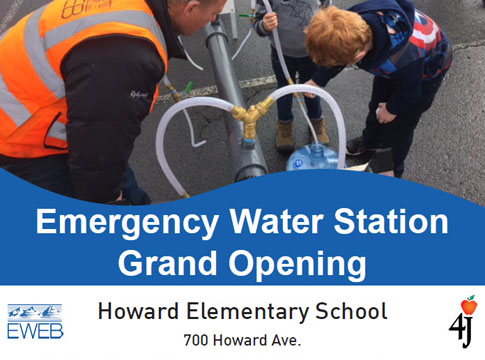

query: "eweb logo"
left=7, top=304, right=64, bottom=340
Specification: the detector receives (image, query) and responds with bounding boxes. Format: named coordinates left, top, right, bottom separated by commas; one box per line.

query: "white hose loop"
left=232, top=30, right=253, bottom=60
left=156, top=97, right=235, bottom=197
left=178, top=36, right=204, bottom=71
left=270, top=84, right=347, bottom=170
left=162, top=75, right=207, bottom=148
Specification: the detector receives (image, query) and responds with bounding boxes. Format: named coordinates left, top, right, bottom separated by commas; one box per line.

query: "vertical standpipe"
left=203, top=19, right=268, bottom=181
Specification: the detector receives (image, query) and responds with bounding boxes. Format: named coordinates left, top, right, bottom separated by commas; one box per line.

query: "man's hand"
left=303, top=79, right=320, bottom=98
left=263, top=12, right=278, bottom=32
left=107, top=192, right=129, bottom=205
left=376, top=103, right=397, bottom=124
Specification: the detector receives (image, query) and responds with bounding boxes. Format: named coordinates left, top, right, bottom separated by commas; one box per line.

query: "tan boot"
left=310, top=117, right=330, bottom=145
left=276, top=121, right=295, bottom=152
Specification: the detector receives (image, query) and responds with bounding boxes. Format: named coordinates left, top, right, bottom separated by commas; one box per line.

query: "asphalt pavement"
left=1, top=0, right=484, bottom=205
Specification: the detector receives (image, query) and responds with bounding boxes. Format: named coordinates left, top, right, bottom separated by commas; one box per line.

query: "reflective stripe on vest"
left=27, top=5, right=66, bottom=100
left=0, top=0, right=168, bottom=158
left=45, top=112, right=68, bottom=147
left=0, top=69, right=32, bottom=127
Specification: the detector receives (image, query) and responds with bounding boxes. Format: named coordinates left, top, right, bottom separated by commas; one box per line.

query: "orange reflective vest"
left=0, top=0, right=168, bottom=158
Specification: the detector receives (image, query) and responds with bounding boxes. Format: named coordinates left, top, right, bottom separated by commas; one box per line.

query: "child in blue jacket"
left=305, top=0, right=452, bottom=177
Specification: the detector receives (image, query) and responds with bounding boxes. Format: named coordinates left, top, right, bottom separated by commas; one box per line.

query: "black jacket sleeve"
left=386, top=59, right=424, bottom=115
left=311, top=65, right=345, bottom=87
left=61, top=36, right=165, bottom=203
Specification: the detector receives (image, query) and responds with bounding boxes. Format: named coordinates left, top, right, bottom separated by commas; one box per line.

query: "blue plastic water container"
left=286, top=142, right=341, bottom=171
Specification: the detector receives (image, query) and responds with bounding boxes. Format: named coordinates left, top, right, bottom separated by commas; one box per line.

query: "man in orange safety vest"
left=0, top=0, right=226, bottom=204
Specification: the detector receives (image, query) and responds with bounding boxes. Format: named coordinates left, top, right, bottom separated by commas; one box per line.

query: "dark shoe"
left=310, top=117, right=330, bottom=145
left=276, top=121, right=295, bottom=152
left=346, top=135, right=379, bottom=156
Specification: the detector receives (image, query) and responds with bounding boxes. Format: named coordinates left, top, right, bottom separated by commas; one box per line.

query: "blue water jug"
left=286, top=142, right=340, bottom=171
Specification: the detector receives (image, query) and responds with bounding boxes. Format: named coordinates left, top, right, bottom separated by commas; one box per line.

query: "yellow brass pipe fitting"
left=231, top=97, right=275, bottom=141
left=231, top=105, right=247, bottom=121
left=166, top=84, right=181, bottom=102
left=250, top=8, right=256, bottom=26
left=286, top=78, right=303, bottom=101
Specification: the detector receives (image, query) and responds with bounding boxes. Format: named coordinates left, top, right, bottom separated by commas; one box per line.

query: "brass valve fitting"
left=286, top=78, right=303, bottom=101
left=231, top=105, right=247, bottom=121
left=250, top=8, right=256, bottom=26
left=166, top=84, right=181, bottom=102
left=231, top=97, right=275, bottom=141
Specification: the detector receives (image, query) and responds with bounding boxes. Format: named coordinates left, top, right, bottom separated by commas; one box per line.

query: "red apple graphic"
left=461, top=295, right=478, bottom=315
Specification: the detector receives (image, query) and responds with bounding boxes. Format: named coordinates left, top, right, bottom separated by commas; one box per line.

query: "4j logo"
left=448, top=295, right=477, bottom=348
left=7, top=304, right=64, bottom=340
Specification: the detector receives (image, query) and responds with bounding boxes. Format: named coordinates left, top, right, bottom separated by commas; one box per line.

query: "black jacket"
left=60, top=0, right=185, bottom=203
left=312, top=0, right=451, bottom=115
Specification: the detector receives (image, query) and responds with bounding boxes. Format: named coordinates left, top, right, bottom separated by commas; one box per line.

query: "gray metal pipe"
left=203, top=19, right=268, bottom=182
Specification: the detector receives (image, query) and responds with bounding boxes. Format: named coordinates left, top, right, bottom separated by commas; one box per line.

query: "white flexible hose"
left=261, top=0, right=290, bottom=80
left=297, top=99, right=318, bottom=142
left=232, top=0, right=257, bottom=60
left=162, top=75, right=206, bottom=148
left=261, top=0, right=318, bottom=143
left=183, top=109, right=207, bottom=148
left=270, top=84, right=346, bottom=170
left=178, top=35, right=204, bottom=71
left=156, top=97, right=234, bottom=197
left=232, top=30, right=253, bottom=60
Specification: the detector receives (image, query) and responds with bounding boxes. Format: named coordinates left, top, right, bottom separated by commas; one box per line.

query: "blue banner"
left=0, top=169, right=483, bottom=285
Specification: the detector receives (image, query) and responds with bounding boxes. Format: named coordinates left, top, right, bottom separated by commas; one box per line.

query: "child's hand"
left=376, top=103, right=397, bottom=123
left=303, top=79, right=320, bottom=98
left=263, top=13, right=278, bottom=32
